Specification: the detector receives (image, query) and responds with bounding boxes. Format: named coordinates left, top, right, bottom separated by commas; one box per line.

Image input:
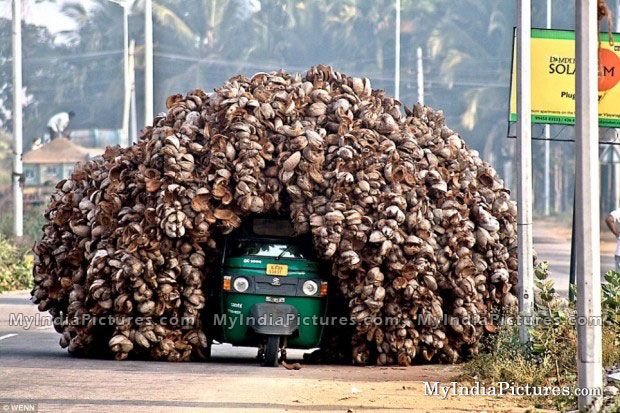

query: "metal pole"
left=416, top=47, right=424, bottom=105
left=121, top=4, right=130, bottom=147
left=12, top=0, right=23, bottom=238
left=129, top=40, right=138, bottom=144
left=575, top=0, right=603, bottom=409
left=615, top=131, right=620, bottom=210
left=569, top=193, right=576, bottom=301
left=543, top=0, right=552, bottom=216
left=516, top=0, right=534, bottom=343
left=543, top=132, right=551, bottom=214
left=614, top=0, right=620, bottom=210
left=144, top=0, right=154, bottom=125
left=394, top=0, right=400, bottom=101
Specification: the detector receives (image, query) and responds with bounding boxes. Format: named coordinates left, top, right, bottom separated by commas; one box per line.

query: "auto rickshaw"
left=210, top=217, right=328, bottom=366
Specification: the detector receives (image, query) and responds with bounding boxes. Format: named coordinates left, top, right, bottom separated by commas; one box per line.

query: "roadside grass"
left=462, top=263, right=620, bottom=411
left=0, top=235, right=33, bottom=293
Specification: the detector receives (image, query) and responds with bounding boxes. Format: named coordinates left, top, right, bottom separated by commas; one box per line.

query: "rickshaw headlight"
left=233, top=277, right=249, bottom=293
left=302, top=280, right=318, bottom=296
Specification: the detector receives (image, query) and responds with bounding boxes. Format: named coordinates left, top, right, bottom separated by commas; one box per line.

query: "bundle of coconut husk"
left=31, top=65, right=517, bottom=364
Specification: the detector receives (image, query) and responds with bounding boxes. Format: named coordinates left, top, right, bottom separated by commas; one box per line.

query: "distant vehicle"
left=209, top=217, right=328, bottom=367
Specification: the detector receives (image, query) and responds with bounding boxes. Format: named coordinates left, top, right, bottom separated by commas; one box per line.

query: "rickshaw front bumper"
left=249, top=303, right=299, bottom=336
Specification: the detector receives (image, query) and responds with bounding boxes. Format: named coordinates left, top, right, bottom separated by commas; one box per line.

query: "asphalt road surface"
left=533, top=220, right=615, bottom=295
left=0, top=291, right=532, bottom=413
left=0, top=220, right=606, bottom=412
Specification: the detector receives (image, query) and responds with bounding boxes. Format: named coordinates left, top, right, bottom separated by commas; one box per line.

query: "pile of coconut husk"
left=31, top=65, right=517, bottom=364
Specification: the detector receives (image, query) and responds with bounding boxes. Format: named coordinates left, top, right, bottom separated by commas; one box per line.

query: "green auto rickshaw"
left=210, top=217, right=328, bottom=367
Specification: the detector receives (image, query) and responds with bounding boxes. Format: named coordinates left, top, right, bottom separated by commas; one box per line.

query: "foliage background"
left=0, top=0, right=588, bottom=155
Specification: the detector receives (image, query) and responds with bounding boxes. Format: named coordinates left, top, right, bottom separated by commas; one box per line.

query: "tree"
left=0, top=18, right=75, bottom=147
left=57, top=0, right=586, bottom=216
left=60, top=0, right=125, bottom=129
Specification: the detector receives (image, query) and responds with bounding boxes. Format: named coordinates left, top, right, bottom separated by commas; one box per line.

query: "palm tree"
left=60, top=0, right=583, bottom=213
left=60, top=0, right=125, bottom=128
left=0, top=18, right=77, bottom=147
left=421, top=0, right=513, bottom=157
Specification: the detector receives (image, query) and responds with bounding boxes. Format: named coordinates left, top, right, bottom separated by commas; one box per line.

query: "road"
left=0, top=220, right=601, bottom=412
left=0, top=291, right=534, bottom=413
left=533, top=219, right=616, bottom=295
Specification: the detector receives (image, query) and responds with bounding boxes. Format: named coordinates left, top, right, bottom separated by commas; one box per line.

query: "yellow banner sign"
left=510, top=29, right=620, bottom=127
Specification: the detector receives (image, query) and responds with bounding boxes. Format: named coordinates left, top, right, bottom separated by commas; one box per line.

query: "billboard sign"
left=509, top=28, right=620, bottom=127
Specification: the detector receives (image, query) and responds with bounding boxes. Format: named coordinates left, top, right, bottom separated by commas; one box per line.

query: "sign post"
left=575, top=1, right=603, bottom=409
left=615, top=0, right=620, bottom=211
left=543, top=0, right=552, bottom=216
left=516, top=0, right=534, bottom=343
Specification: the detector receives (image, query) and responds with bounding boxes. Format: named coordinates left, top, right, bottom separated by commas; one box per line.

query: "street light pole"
left=416, top=47, right=424, bottom=105
left=394, top=0, right=400, bottom=101
left=516, top=0, right=534, bottom=343
left=144, top=0, right=154, bottom=125
left=121, top=3, right=130, bottom=147
left=543, top=0, right=552, bottom=216
left=129, top=40, right=138, bottom=145
left=575, top=0, right=603, bottom=409
left=12, top=0, right=23, bottom=238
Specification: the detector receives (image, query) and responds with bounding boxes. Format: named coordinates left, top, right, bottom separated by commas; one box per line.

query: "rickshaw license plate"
left=266, top=264, right=288, bottom=276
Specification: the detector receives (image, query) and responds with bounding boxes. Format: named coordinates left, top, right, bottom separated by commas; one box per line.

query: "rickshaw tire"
left=262, top=335, right=280, bottom=367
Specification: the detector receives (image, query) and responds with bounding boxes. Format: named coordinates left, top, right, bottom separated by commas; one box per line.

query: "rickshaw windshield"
left=229, top=239, right=316, bottom=260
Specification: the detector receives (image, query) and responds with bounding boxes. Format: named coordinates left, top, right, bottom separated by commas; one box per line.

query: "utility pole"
left=12, top=0, right=23, bottom=238
left=121, top=2, right=130, bottom=147
left=543, top=0, right=552, bottom=216
left=614, top=0, right=620, bottom=210
left=394, top=0, right=400, bottom=100
left=144, top=0, right=154, bottom=125
left=516, top=0, right=534, bottom=343
left=416, top=47, right=424, bottom=105
left=575, top=0, right=603, bottom=409
left=129, top=40, right=138, bottom=145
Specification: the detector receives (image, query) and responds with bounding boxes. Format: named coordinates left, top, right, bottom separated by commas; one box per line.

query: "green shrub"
left=0, top=204, right=47, bottom=244
left=0, top=235, right=33, bottom=293
left=602, top=271, right=620, bottom=369
left=462, top=263, right=620, bottom=411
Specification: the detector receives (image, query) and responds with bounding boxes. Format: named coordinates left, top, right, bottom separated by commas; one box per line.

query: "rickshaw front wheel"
left=262, top=335, right=280, bottom=367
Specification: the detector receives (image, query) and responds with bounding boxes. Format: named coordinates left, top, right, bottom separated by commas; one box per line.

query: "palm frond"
left=152, top=2, right=197, bottom=43
left=61, top=2, right=90, bottom=25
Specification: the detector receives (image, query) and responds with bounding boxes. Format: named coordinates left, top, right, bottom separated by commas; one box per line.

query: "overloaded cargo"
left=31, top=65, right=518, bottom=365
